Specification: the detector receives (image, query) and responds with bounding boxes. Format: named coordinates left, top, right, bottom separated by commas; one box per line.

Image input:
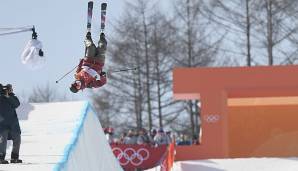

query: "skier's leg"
left=10, top=131, right=22, bottom=163
left=0, top=130, right=8, bottom=164
left=85, top=32, right=97, bottom=58
left=95, top=33, right=107, bottom=63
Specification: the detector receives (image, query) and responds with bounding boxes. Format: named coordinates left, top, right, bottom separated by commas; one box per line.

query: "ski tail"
left=100, top=3, right=107, bottom=33
left=87, top=1, right=94, bottom=33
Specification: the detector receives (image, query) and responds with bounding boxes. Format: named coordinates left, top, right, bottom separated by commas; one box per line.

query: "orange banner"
left=160, top=143, right=175, bottom=171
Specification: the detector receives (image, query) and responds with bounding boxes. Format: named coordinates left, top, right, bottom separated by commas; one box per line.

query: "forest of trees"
left=90, top=0, right=298, bottom=140
left=27, top=0, right=298, bottom=141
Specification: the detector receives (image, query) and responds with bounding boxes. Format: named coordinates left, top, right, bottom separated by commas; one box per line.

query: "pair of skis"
left=87, top=1, right=107, bottom=34
left=55, top=1, right=107, bottom=84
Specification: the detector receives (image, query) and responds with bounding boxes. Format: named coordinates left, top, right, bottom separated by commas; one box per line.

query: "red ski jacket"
left=75, top=58, right=107, bottom=89
left=76, top=58, right=104, bottom=73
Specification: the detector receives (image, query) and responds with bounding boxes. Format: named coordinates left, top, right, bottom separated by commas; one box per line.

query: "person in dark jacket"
left=0, top=84, right=22, bottom=164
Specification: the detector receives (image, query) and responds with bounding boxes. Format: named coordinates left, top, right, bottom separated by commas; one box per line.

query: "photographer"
left=0, top=84, right=22, bottom=164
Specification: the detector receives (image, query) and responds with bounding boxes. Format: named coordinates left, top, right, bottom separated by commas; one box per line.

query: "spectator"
left=103, top=127, right=108, bottom=134
left=166, top=131, right=173, bottom=143
left=123, top=129, right=138, bottom=144
left=150, top=129, right=157, bottom=140
left=119, top=132, right=127, bottom=144
left=154, top=128, right=170, bottom=145
left=0, top=84, right=22, bottom=164
left=105, top=127, right=114, bottom=144
left=177, top=134, right=191, bottom=146
left=192, top=135, right=200, bottom=145
left=137, top=128, right=153, bottom=145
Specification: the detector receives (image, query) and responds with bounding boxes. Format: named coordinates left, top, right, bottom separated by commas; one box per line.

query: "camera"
left=0, top=84, right=11, bottom=95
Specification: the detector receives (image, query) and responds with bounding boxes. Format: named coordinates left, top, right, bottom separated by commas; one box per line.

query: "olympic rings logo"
left=204, top=114, right=220, bottom=123
left=112, top=147, right=150, bottom=166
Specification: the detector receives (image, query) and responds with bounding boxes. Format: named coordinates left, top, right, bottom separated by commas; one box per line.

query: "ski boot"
left=84, top=32, right=93, bottom=47
left=0, top=159, right=8, bottom=164
left=10, top=159, right=22, bottom=163
left=10, top=153, right=22, bottom=163
left=0, top=153, right=8, bottom=164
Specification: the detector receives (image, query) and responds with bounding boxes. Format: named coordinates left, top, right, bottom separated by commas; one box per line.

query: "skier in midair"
left=70, top=32, right=107, bottom=93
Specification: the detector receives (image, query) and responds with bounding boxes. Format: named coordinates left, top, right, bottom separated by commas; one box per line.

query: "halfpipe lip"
left=53, top=101, right=89, bottom=171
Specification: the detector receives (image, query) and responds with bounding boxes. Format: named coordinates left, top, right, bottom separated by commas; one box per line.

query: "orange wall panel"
left=173, top=65, right=298, bottom=160
left=228, top=105, right=298, bottom=157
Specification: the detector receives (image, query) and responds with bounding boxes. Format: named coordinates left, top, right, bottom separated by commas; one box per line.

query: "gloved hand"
left=100, top=71, right=106, bottom=77
left=75, top=73, right=80, bottom=79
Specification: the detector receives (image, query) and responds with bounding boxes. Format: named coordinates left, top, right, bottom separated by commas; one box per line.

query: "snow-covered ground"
left=2, top=101, right=122, bottom=171
left=147, top=157, right=298, bottom=171
left=174, top=158, right=298, bottom=171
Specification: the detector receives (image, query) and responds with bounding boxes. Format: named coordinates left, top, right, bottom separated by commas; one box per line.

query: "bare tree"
left=90, top=89, right=128, bottom=129
left=149, top=10, right=178, bottom=128
left=203, top=0, right=298, bottom=66
left=90, top=0, right=189, bottom=133
left=140, top=0, right=153, bottom=131
left=252, top=0, right=298, bottom=65
left=106, top=0, right=168, bottom=131
left=28, top=83, right=66, bottom=103
left=173, top=0, right=222, bottom=138
left=204, top=0, right=260, bottom=66
left=92, top=1, right=149, bottom=130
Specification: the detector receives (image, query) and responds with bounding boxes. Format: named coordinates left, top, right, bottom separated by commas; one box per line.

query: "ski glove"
left=100, top=71, right=106, bottom=77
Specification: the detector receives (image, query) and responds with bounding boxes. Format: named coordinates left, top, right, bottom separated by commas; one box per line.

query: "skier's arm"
left=76, top=59, right=84, bottom=73
left=89, top=74, right=107, bottom=88
left=6, top=93, right=20, bottom=109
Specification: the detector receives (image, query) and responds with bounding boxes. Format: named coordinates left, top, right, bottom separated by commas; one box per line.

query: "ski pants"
left=0, top=129, right=21, bottom=159
left=85, top=38, right=107, bottom=63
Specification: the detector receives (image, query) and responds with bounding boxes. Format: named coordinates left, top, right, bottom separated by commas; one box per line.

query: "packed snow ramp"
left=2, top=101, right=122, bottom=171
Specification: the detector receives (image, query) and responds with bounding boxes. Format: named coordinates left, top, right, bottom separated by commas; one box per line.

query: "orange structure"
left=173, top=65, right=298, bottom=161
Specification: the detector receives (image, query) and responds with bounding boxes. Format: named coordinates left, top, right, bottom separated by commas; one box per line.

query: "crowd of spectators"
left=103, top=127, right=173, bottom=146
left=175, top=134, right=200, bottom=145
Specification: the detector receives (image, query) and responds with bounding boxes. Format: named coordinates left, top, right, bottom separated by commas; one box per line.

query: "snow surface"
left=2, top=101, right=122, bottom=171
left=175, top=158, right=298, bottom=171
left=147, top=157, right=298, bottom=171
